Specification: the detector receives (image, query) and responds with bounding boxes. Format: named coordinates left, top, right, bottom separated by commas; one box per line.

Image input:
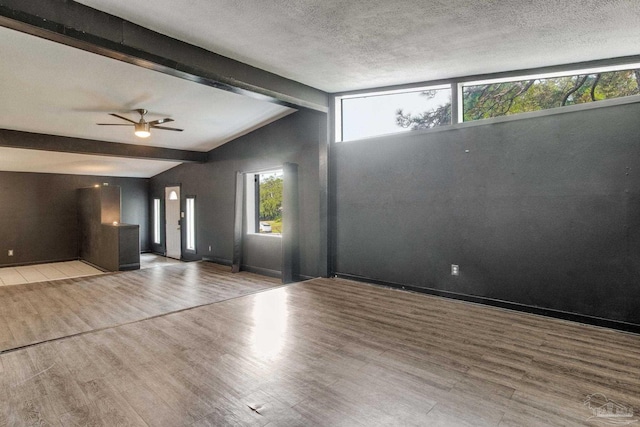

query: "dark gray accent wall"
left=282, top=162, right=300, bottom=283
left=150, top=109, right=325, bottom=278
left=119, top=177, right=150, bottom=252
left=334, top=102, right=640, bottom=325
left=0, top=171, right=149, bottom=267
left=242, top=234, right=282, bottom=277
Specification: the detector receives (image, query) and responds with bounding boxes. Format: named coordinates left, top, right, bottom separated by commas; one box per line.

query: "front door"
left=165, top=186, right=181, bottom=259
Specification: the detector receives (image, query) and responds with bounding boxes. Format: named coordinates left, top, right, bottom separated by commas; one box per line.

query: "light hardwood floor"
left=139, top=253, right=183, bottom=270
left=0, top=262, right=280, bottom=352
left=1, top=268, right=639, bottom=426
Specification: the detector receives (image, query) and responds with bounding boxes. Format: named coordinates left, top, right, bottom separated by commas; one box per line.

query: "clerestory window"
left=335, top=62, right=640, bottom=141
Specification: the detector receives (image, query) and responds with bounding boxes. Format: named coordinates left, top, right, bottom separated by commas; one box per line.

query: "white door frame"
left=165, top=185, right=181, bottom=259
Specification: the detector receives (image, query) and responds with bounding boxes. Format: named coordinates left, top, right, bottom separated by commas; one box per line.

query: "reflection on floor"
left=0, top=262, right=280, bottom=352
left=0, top=260, right=103, bottom=286
left=2, top=275, right=639, bottom=425
left=140, top=252, right=182, bottom=269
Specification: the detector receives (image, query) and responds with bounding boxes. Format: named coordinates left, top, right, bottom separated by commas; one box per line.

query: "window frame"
left=335, top=84, right=452, bottom=142
left=245, top=169, right=283, bottom=237
left=334, top=60, right=640, bottom=142
left=153, top=198, right=161, bottom=245
left=185, top=196, right=196, bottom=252
left=458, top=63, right=640, bottom=123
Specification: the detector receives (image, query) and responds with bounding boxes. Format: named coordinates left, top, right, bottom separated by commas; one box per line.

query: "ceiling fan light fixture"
left=134, top=122, right=151, bottom=138
left=98, top=109, right=182, bottom=136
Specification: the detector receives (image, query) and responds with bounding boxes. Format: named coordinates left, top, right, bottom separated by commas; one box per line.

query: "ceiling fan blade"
left=147, top=118, right=174, bottom=126
left=109, top=113, right=138, bottom=124
left=152, top=125, right=184, bottom=132
left=97, top=123, right=134, bottom=126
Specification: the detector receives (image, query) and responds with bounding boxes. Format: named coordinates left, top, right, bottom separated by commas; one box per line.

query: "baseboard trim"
left=241, top=264, right=282, bottom=279
left=119, top=263, right=140, bottom=271
left=75, top=259, right=108, bottom=273
left=335, top=273, right=640, bottom=335
left=202, top=256, right=232, bottom=266
left=201, top=259, right=311, bottom=282
left=0, top=257, right=79, bottom=269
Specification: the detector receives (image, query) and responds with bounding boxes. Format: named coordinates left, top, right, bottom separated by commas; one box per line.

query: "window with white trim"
left=185, top=196, right=195, bottom=251
left=461, top=65, right=640, bottom=122
left=337, top=85, right=451, bottom=142
left=246, top=170, right=283, bottom=236
left=153, top=198, right=161, bottom=244
left=336, top=61, right=640, bottom=140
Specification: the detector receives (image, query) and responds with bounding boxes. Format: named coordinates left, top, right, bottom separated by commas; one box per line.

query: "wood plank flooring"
left=0, top=262, right=280, bottom=352
left=139, top=253, right=183, bottom=270
left=1, top=271, right=640, bottom=426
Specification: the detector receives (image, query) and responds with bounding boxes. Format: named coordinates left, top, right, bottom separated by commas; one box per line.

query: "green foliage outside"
left=396, top=69, right=640, bottom=129
left=259, top=175, right=283, bottom=221
left=263, top=218, right=282, bottom=234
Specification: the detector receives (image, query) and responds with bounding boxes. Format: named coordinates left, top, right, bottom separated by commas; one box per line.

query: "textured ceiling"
left=75, top=0, right=640, bottom=92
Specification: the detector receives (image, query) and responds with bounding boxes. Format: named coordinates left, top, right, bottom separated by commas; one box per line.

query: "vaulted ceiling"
left=1, top=0, right=639, bottom=177
left=0, top=24, right=295, bottom=177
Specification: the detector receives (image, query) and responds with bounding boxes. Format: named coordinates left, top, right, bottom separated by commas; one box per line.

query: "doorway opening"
left=165, top=186, right=181, bottom=260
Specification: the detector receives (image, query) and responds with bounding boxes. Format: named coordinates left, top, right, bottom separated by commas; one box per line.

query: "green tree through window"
left=395, top=68, right=640, bottom=128
left=396, top=90, right=452, bottom=130
left=259, top=174, right=283, bottom=221
left=257, top=172, right=283, bottom=234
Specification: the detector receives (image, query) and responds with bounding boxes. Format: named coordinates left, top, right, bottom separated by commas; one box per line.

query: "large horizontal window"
left=461, top=66, right=640, bottom=122
left=336, top=62, right=640, bottom=141
left=337, top=85, right=452, bottom=141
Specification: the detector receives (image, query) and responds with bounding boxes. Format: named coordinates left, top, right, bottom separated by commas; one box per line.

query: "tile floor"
left=0, top=254, right=183, bottom=287
left=0, top=260, right=103, bottom=286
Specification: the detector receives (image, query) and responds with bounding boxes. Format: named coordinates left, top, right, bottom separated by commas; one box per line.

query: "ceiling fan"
left=97, top=108, right=183, bottom=138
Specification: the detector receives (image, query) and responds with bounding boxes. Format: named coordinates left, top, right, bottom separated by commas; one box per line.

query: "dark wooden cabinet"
left=78, top=185, right=140, bottom=271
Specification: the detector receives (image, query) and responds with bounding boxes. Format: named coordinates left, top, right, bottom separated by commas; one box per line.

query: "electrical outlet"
left=451, top=264, right=459, bottom=276
left=8, top=249, right=13, bottom=256
left=208, top=245, right=212, bottom=252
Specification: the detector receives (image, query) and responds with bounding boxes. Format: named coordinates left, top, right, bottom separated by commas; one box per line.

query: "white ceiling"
left=75, top=0, right=640, bottom=93
left=0, top=147, right=181, bottom=178
left=0, top=25, right=295, bottom=151
left=0, top=25, right=295, bottom=178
